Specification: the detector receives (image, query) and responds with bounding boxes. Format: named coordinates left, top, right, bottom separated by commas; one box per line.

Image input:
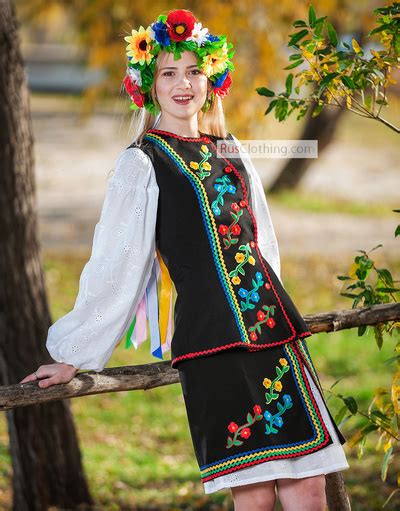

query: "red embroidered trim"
left=290, top=341, right=331, bottom=446
left=202, top=423, right=331, bottom=482
left=207, top=138, right=300, bottom=338
left=170, top=331, right=312, bottom=367
left=146, top=128, right=211, bottom=143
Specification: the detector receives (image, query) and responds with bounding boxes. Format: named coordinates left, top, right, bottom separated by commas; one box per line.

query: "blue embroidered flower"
left=255, top=271, right=263, bottom=281
left=250, top=291, right=260, bottom=302
left=212, top=205, right=221, bottom=215
left=227, top=185, right=236, bottom=194
left=274, top=416, right=284, bottom=428
left=238, top=288, right=248, bottom=298
left=264, top=410, right=272, bottom=421
left=283, top=394, right=292, bottom=405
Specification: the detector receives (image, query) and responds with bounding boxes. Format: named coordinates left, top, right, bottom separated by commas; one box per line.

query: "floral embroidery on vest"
left=238, top=271, right=264, bottom=312
left=218, top=201, right=246, bottom=249
left=225, top=357, right=293, bottom=448
left=229, top=242, right=256, bottom=284
left=249, top=305, right=277, bottom=340
left=143, top=132, right=308, bottom=355
left=211, top=175, right=236, bottom=215
left=189, top=144, right=212, bottom=180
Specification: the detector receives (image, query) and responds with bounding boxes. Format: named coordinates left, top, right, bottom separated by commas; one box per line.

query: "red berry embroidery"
left=226, top=406, right=263, bottom=449
left=240, top=427, right=251, bottom=439
left=224, top=165, right=232, bottom=173
left=248, top=305, right=277, bottom=341
left=228, top=422, right=239, bottom=433
left=253, top=404, right=262, bottom=415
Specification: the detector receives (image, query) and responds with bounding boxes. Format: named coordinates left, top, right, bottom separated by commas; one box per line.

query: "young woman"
left=20, top=9, right=350, bottom=510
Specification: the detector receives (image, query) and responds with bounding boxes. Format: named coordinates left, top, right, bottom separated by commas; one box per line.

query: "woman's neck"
left=155, top=119, right=200, bottom=139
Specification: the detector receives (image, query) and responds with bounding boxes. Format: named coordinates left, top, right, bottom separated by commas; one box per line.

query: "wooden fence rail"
left=1, top=302, right=399, bottom=410
left=2, top=302, right=399, bottom=511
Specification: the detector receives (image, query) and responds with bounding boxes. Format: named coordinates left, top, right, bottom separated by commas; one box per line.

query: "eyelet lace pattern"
left=46, top=147, right=159, bottom=372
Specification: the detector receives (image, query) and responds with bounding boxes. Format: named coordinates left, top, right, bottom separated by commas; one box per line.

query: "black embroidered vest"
left=129, top=129, right=313, bottom=368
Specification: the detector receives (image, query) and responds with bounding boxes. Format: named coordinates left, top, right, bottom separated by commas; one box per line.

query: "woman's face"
left=154, top=50, right=210, bottom=121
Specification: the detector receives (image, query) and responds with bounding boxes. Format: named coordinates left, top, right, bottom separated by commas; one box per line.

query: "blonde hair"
left=128, top=51, right=229, bottom=146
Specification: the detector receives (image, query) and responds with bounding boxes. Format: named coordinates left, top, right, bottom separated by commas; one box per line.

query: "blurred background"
left=0, top=0, right=399, bottom=509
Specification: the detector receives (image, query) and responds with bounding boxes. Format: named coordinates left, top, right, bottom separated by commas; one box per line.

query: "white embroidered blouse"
left=45, top=134, right=282, bottom=372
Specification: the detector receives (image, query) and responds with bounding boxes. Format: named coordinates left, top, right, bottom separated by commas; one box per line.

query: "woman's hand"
left=19, top=363, right=79, bottom=388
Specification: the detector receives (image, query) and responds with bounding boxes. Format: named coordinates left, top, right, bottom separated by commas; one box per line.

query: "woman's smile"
left=172, top=94, right=195, bottom=105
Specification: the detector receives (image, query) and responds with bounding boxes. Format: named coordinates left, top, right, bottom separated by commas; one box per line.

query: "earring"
left=201, top=93, right=213, bottom=113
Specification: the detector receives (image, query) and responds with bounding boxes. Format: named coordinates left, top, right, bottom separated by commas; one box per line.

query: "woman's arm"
left=29, top=147, right=159, bottom=381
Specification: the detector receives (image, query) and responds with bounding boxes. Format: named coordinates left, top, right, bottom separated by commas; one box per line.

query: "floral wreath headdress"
left=123, top=9, right=235, bottom=115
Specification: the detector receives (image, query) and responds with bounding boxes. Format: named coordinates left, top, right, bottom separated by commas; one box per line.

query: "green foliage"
left=256, top=3, right=400, bottom=132
left=331, top=209, right=400, bottom=507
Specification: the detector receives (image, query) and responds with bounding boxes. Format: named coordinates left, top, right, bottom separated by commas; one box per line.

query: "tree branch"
left=2, top=303, right=399, bottom=411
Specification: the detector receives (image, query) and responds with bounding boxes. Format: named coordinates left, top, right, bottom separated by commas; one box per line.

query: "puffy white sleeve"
left=230, top=134, right=282, bottom=285
left=46, top=147, right=159, bottom=372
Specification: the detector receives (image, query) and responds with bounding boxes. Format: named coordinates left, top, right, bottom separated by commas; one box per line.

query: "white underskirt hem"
left=203, top=365, right=350, bottom=494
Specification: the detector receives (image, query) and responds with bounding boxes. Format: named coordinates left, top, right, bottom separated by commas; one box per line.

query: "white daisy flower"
left=148, top=25, right=156, bottom=41
left=127, top=66, right=142, bottom=87
left=187, top=22, right=209, bottom=47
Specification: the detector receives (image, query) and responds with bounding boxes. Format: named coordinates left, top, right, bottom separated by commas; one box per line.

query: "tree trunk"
left=0, top=1, right=93, bottom=509
left=325, top=472, right=352, bottom=510
left=268, top=101, right=346, bottom=193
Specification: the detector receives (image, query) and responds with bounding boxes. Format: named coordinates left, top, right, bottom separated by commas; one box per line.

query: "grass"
left=0, top=249, right=399, bottom=510
left=269, top=189, right=399, bottom=217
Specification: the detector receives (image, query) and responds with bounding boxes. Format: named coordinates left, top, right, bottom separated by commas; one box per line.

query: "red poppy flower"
left=231, top=225, right=241, bottom=235
left=253, top=405, right=262, bottom=415
left=240, top=427, right=251, bottom=439
left=123, top=75, right=145, bottom=107
left=214, top=71, right=232, bottom=98
left=228, top=421, right=239, bottom=433
left=267, top=318, right=276, bottom=328
left=166, top=9, right=196, bottom=42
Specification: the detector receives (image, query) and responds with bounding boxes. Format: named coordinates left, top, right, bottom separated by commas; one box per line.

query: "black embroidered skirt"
left=177, top=337, right=349, bottom=493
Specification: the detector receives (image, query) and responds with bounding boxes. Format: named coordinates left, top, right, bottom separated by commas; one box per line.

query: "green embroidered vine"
left=262, top=358, right=290, bottom=404
left=248, top=304, right=277, bottom=341
left=226, top=405, right=263, bottom=449
left=229, top=242, right=256, bottom=284
left=189, top=144, right=212, bottom=180
left=211, top=175, right=236, bottom=215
